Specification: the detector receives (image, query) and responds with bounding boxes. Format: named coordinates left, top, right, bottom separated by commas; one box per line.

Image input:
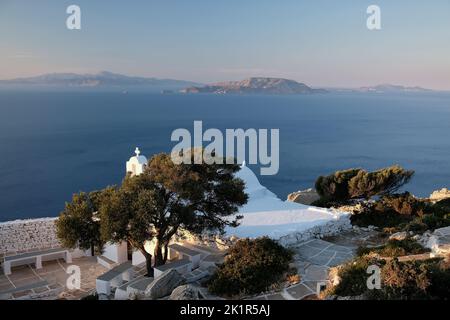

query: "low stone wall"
left=278, top=214, right=352, bottom=247
left=0, top=218, right=61, bottom=255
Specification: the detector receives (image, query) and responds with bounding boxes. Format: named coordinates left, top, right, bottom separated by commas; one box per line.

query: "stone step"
left=97, top=255, right=117, bottom=269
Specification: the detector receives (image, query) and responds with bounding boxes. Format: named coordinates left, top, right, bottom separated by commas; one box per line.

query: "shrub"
left=348, top=166, right=414, bottom=199
left=328, top=255, right=450, bottom=300
left=207, top=237, right=293, bottom=297
left=314, top=166, right=414, bottom=205
left=349, top=193, right=445, bottom=231
left=404, top=201, right=450, bottom=232
left=427, top=258, right=450, bottom=298
left=404, top=218, right=429, bottom=233
left=380, top=192, right=426, bottom=216
left=350, top=203, right=411, bottom=229
left=356, top=239, right=429, bottom=258
left=315, top=168, right=362, bottom=202
left=370, top=259, right=431, bottom=300
left=331, top=256, right=381, bottom=297
left=434, top=198, right=450, bottom=211
left=421, top=213, right=450, bottom=230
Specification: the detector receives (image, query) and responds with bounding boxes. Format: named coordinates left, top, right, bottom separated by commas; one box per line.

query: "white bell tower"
left=126, top=147, right=148, bottom=176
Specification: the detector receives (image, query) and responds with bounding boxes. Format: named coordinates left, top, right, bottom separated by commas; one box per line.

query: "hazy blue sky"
left=1, top=0, right=450, bottom=89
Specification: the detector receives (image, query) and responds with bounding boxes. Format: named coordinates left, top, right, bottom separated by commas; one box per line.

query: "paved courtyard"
left=249, top=238, right=358, bottom=300
left=0, top=256, right=107, bottom=300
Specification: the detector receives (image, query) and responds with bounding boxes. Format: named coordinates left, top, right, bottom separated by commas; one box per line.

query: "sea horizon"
left=1, top=90, right=449, bottom=222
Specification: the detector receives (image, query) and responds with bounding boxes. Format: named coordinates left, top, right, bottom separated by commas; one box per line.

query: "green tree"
left=348, top=165, right=414, bottom=199
left=314, top=165, right=414, bottom=203
left=208, top=237, right=293, bottom=296
left=56, top=190, right=109, bottom=256
left=99, top=152, right=248, bottom=275
left=315, top=168, right=362, bottom=202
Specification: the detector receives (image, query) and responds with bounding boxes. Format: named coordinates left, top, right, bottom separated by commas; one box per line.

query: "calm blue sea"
left=0, top=91, right=449, bottom=221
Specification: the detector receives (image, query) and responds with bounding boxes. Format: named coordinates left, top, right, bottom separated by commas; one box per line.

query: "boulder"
left=144, top=269, right=183, bottom=299
left=429, top=188, right=450, bottom=202
left=287, top=188, right=320, bottom=205
left=426, top=226, right=450, bottom=256
left=389, top=231, right=408, bottom=241
left=415, top=230, right=432, bottom=247
left=169, top=284, right=202, bottom=300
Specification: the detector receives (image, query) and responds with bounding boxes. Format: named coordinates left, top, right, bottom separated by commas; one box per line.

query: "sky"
left=1, top=0, right=450, bottom=89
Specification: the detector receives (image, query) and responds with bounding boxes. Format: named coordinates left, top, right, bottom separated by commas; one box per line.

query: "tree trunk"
left=153, top=239, right=164, bottom=267
left=145, top=256, right=153, bottom=277
left=90, top=243, right=95, bottom=257
left=163, top=243, right=169, bottom=264
left=139, top=247, right=153, bottom=277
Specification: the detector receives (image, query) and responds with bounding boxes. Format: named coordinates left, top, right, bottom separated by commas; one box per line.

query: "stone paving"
left=250, top=238, right=357, bottom=300
left=0, top=256, right=107, bottom=300
left=293, top=239, right=355, bottom=267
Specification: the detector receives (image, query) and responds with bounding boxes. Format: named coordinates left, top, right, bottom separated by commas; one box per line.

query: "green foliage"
left=315, top=168, right=361, bottom=202
left=348, top=166, right=414, bottom=199
left=380, top=192, right=426, bottom=216
left=328, top=255, right=450, bottom=300
left=370, top=259, right=431, bottom=299
left=314, top=166, right=414, bottom=205
left=356, top=239, right=430, bottom=258
left=208, top=237, right=293, bottom=297
left=427, top=259, right=450, bottom=298
left=350, top=192, right=450, bottom=232
left=434, top=198, right=450, bottom=212
left=332, top=256, right=380, bottom=297
left=56, top=190, right=110, bottom=255
left=350, top=204, right=412, bottom=230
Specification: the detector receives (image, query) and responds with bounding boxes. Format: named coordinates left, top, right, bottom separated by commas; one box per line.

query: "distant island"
left=180, top=77, right=327, bottom=95
left=357, top=84, right=433, bottom=93
left=0, top=71, right=201, bottom=91
left=0, top=72, right=438, bottom=94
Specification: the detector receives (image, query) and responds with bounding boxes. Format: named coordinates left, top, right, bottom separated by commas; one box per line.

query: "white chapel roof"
left=226, top=162, right=349, bottom=240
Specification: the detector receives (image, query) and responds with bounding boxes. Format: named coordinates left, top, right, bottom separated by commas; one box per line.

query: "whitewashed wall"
left=103, top=241, right=128, bottom=264
left=0, top=218, right=61, bottom=255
